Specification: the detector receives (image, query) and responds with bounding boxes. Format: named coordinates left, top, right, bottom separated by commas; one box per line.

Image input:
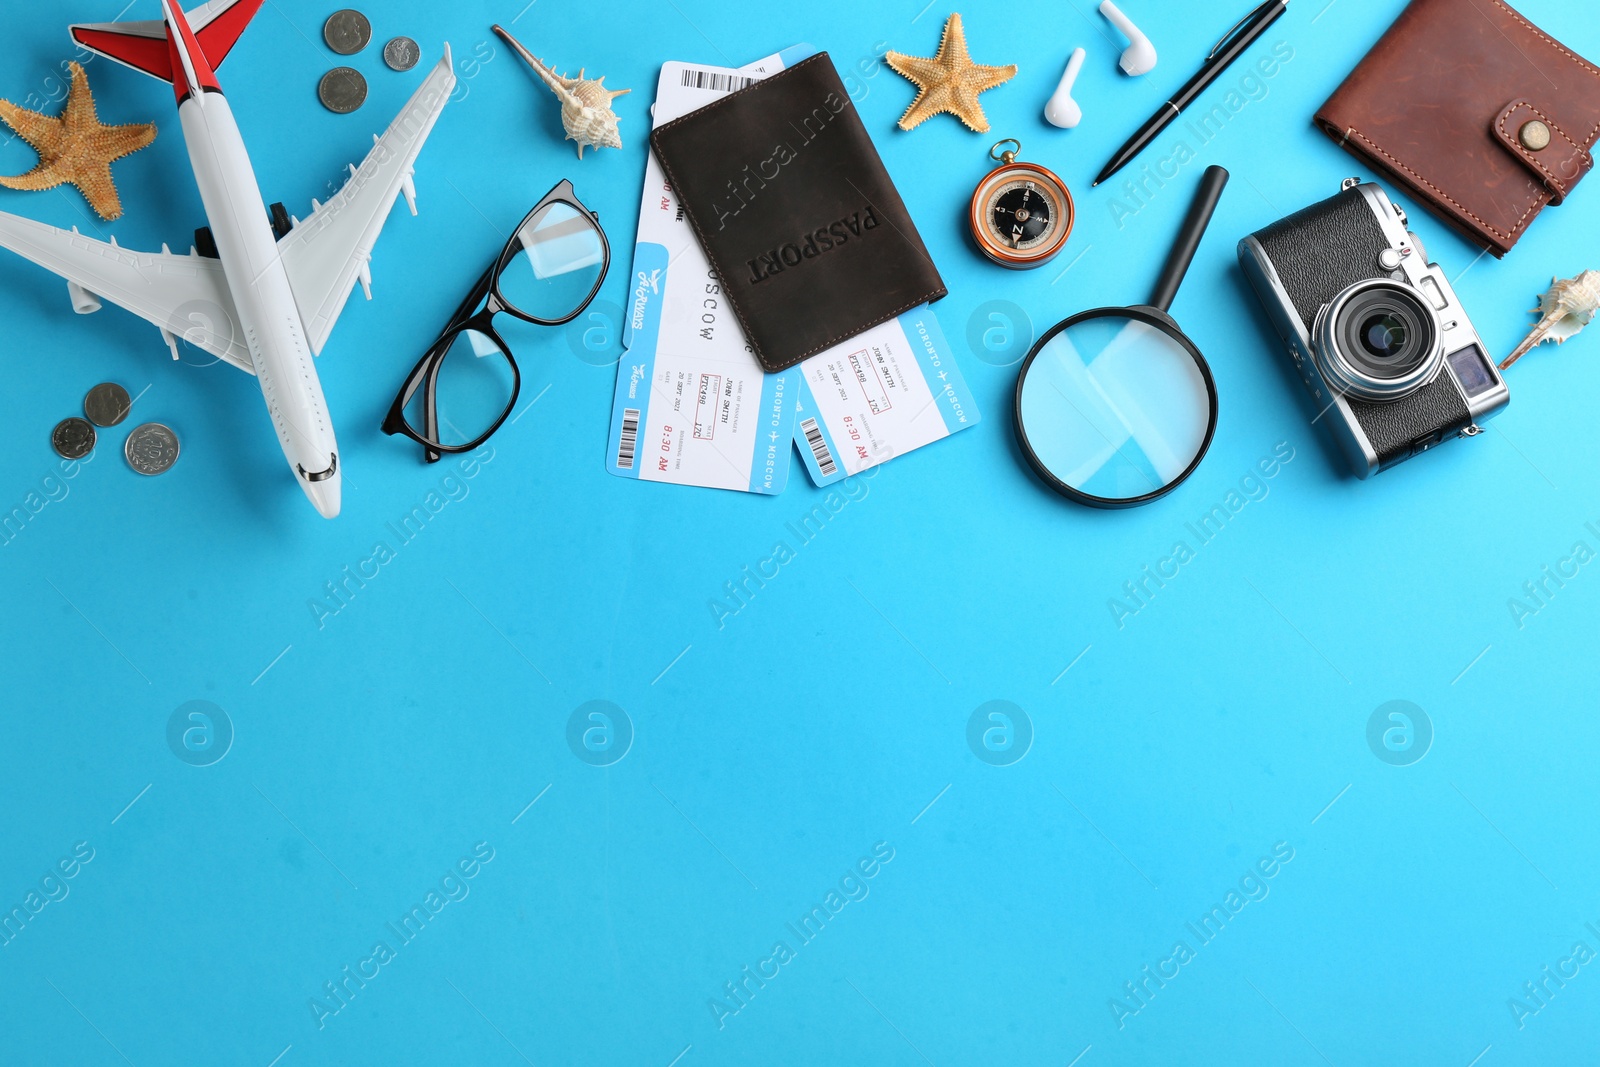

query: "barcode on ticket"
left=679, top=69, right=758, bottom=93
left=617, top=409, right=641, bottom=469
left=800, top=418, right=837, bottom=478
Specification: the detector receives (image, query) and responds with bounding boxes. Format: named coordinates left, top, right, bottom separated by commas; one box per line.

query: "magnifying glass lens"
left=1017, top=314, right=1213, bottom=503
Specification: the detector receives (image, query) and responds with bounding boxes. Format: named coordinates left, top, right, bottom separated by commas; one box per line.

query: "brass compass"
left=970, top=139, right=1075, bottom=269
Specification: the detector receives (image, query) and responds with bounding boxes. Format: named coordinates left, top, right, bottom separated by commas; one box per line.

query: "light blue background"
left=2, top=0, right=1597, bottom=1064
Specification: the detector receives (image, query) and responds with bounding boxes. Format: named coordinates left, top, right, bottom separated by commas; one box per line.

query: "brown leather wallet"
left=1315, top=0, right=1600, bottom=257
left=650, top=53, right=946, bottom=373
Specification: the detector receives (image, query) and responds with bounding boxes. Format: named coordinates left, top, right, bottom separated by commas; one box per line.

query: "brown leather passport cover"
left=650, top=53, right=946, bottom=373
left=1316, top=0, right=1600, bottom=257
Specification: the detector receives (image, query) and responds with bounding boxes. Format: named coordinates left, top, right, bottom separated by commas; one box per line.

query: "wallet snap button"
left=1519, top=119, right=1552, bottom=152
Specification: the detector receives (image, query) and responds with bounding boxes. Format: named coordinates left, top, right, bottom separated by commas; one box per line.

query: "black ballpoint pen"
left=1092, top=0, right=1290, bottom=187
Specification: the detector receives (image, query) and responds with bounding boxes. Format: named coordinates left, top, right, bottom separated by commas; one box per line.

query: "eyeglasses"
left=383, top=180, right=609, bottom=462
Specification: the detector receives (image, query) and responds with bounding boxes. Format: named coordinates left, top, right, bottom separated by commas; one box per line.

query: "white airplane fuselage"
left=4, top=0, right=457, bottom=520
left=177, top=90, right=341, bottom=518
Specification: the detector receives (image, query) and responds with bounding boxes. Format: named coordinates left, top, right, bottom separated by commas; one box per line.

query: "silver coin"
left=52, top=417, right=96, bottom=460
left=323, top=9, right=371, bottom=56
left=125, top=422, right=180, bottom=476
left=383, top=36, right=420, bottom=72
left=84, top=382, right=131, bottom=427
left=319, top=67, right=368, bottom=114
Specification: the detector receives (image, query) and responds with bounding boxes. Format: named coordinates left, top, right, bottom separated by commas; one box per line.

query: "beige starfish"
left=885, top=13, right=1017, bottom=134
left=0, top=62, right=156, bottom=221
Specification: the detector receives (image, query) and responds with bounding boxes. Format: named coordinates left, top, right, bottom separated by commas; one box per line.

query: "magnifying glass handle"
left=1149, top=165, right=1230, bottom=313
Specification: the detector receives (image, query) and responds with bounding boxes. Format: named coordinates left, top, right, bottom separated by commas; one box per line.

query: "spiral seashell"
left=493, top=25, right=630, bottom=159
left=1501, top=269, right=1600, bottom=369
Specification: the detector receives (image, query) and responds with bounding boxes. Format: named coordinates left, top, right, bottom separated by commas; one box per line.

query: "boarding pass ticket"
left=792, top=309, right=979, bottom=485
left=605, top=47, right=979, bottom=492
left=604, top=49, right=811, bottom=494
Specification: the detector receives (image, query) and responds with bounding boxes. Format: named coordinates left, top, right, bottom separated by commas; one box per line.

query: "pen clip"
left=1208, top=0, right=1275, bottom=60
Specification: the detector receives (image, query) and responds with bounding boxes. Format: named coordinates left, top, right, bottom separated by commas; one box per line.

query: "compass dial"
left=970, top=161, right=1074, bottom=269
left=988, top=180, right=1058, bottom=251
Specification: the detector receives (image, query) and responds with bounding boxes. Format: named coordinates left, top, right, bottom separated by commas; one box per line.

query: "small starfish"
left=885, top=13, right=1017, bottom=134
left=0, top=62, right=156, bottom=221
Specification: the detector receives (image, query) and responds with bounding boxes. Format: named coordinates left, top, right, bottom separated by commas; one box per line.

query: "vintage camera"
left=1238, top=179, right=1509, bottom=478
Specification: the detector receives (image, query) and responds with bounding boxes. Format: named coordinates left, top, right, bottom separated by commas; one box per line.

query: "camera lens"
left=1314, top=279, right=1445, bottom=402
left=1332, top=284, right=1437, bottom=384
left=1360, top=313, right=1408, bottom=360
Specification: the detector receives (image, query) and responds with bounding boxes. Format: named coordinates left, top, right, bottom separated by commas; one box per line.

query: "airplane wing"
left=0, top=213, right=254, bottom=372
left=278, top=44, right=455, bottom=355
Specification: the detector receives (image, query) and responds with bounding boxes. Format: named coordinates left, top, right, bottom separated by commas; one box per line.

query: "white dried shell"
left=1501, top=270, right=1600, bottom=369
left=494, top=25, right=630, bottom=159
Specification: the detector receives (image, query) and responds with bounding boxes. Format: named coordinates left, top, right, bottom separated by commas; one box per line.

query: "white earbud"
left=1100, top=0, right=1157, bottom=76
left=1045, top=48, right=1087, bottom=129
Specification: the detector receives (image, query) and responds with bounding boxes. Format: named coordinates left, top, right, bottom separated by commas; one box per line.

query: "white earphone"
left=1099, top=0, right=1157, bottom=76
left=1044, top=48, right=1088, bottom=128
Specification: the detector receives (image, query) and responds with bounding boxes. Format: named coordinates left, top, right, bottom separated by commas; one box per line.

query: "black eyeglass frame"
left=382, top=180, right=610, bottom=461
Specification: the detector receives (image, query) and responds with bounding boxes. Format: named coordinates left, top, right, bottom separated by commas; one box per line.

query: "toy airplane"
left=0, top=0, right=455, bottom=518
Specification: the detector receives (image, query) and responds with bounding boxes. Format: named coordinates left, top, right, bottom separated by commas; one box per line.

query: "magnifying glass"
left=1015, top=166, right=1230, bottom=508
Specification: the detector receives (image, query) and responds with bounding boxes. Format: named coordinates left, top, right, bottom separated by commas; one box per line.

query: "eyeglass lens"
left=403, top=328, right=518, bottom=449
left=497, top=200, right=607, bottom=321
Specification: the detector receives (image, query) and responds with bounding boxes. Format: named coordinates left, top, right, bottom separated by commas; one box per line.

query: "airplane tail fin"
left=69, top=0, right=263, bottom=84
